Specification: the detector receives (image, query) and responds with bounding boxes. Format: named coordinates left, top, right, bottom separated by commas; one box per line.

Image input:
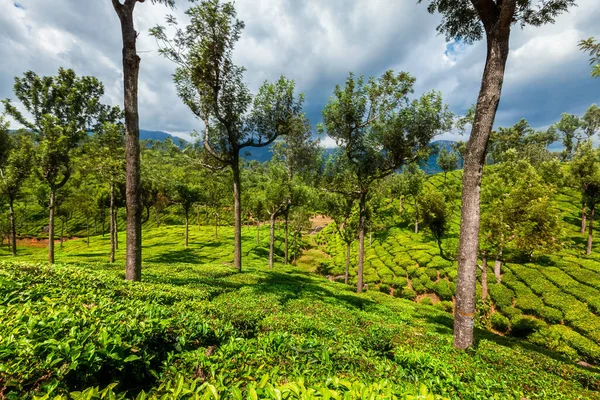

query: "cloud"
left=0, top=0, right=598, bottom=142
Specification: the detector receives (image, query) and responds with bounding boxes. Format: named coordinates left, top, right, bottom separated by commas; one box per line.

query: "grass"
left=1, top=224, right=600, bottom=398
left=314, top=169, right=600, bottom=365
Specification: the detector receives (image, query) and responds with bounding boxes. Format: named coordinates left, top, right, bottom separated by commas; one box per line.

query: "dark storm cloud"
left=0, top=0, right=598, bottom=144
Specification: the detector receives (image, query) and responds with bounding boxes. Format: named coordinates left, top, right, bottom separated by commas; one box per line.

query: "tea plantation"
left=1, top=222, right=600, bottom=399
left=314, top=170, right=600, bottom=367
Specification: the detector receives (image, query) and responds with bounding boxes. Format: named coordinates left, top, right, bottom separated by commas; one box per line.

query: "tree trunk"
left=60, top=219, right=64, bottom=248
left=110, top=184, right=115, bottom=263
left=481, top=255, right=488, bottom=301
left=284, top=213, right=289, bottom=265
left=414, top=201, right=419, bottom=233
left=587, top=206, right=594, bottom=255
left=232, top=158, right=242, bottom=271
left=114, top=209, right=119, bottom=250
left=454, top=27, right=511, bottom=350
left=9, top=198, right=16, bottom=256
left=399, top=195, right=403, bottom=216
left=48, top=189, right=55, bottom=264
left=293, top=231, right=298, bottom=265
left=269, top=213, right=275, bottom=268
left=357, top=191, right=367, bottom=293
left=581, top=204, right=587, bottom=235
left=494, top=248, right=503, bottom=283
left=256, top=221, right=260, bottom=245
left=345, top=242, right=351, bottom=285
left=114, top=2, right=143, bottom=281
left=185, top=211, right=189, bottom=248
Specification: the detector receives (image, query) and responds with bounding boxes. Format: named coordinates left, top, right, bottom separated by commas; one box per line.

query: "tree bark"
left=480, top=255, right=488, bottom=301
left=113, top=1, right=142, bottom=281
left=185, top=211, right=189, bottom=248
left=114, top=209, right=119, bottom=250
left=454, top=24, right=511, bottom=350
left=269, top=213, right=275, bottom=268
left=110, top=183, right=115, bottom=264
left=587, top=206, right=594, bottom=255
left=582, top=204, right=587, bottom=235
left=345, top=242, right=351, bottom=285
left=494, top=248, right=503, bottom=283
left=48, top=189, right=55, bottom=264
left=357, top=191, right=367, bottom=293
left=232, top=157, right=242, bottom=271
left=9, top=198, right=16, bottom=256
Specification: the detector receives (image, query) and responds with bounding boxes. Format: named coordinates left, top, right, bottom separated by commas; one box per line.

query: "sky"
left=1, top=0, right=599, bottom=147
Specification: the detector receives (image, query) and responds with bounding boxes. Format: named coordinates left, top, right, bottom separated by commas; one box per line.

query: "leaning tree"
left=151, top=0, right=304, bottom=272
left=419, top=0, right=576, bottom=349
left=320, top=70, right=452, bottom=293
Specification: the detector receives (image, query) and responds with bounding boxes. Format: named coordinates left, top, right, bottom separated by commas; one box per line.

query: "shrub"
left=491, top=313, right=510, bottom=333
left=419, top=297, right=432, bottom=306
left=489, top=284, right=514, bottom=309
left=400, top=286, right=416, bottom=300
left=379, top=284, right=392, bottom=295
left=511, top=316, right=547, bottom=337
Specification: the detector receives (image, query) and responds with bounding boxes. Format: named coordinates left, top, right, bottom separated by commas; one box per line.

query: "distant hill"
left=140, top=131, right=457, bottom=174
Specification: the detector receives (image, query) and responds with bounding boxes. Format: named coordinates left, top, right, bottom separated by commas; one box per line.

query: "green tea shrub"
left=419, top=297, right=432, bottom=305
left=489, top=284, right=514, bottom=309
left=432, top=280, right=454, bottom=301
left=379, top=284, right=391, bottom=295
left=511, top=316, right=547, bottom=337
left=400, top=286, right=417, bottom=300
left=491, top=313, right=510, bottom=333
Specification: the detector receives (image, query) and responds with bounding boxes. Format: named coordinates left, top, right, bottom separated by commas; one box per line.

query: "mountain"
left=140, top=131, right=456, bottom=174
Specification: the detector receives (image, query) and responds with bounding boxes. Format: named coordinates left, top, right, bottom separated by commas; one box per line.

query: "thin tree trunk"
left=345, top=242, right=350, bottom=285
left=114, top=208, right=119, bottom=250
left=399, top=195, right=403, bottom=216
left=110, top=184, right=115, bottom=263
left=113, top=1, right=143, bottom=281
left=9, top=198, right=16, bottom=256
left=587, top=206, right=594, bottom=255
left=582, top=204, right=587, bottom=235
left=293, top=231, right=298, bottom=265
left=494, top=248, right=503, bottom=283
left=284, top=212, right=289, bottom=265
left=454, top=27, right=511, bottom=350
left=357, top=191, right=367, bottom=293
left=269, top=213, right=275, bottom=268
left=60, top=219, right=64, bottom=248
left=414, top=201, right=419, bottom=233
left=48, top=189, right=55, bottom=264
left=232, top=158, right=242, bottom=271
left=185, top=211, right=189, bottom=248
left=480, top=255, right=488, bottom=301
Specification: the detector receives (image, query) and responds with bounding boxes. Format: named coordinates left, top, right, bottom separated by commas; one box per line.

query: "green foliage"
left=580, top=37, right=600, bottom=78
left=491, top=313, right=510, bottom=333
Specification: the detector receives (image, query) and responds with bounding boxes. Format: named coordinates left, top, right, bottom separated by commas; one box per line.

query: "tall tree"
left=405, top=163, right=427, bottom=234
left=555, top=113, right=581, bottom=161
left=582, top=104, right=600, bottom=140
left=419, top=0, right=576, bottom=349
left=111, top=0, right=175, bottom=281
left=151, top=0, right=304, bottom=271
left=580, top=37, right=600, bottom=78
left=0, top=122, right=34, bottom=256
left=320, top=71, right=451, bottom=293
left=3, top=68, right=107, bottom=264
left=571, top=142, right=600, bottom=255
left=174, top=183, right=203, bottom=247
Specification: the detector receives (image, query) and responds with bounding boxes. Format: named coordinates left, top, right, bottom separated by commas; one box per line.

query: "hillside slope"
left=315, top=169, right=600, bottom=365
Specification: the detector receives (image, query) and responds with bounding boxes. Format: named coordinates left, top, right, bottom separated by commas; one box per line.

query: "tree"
left=437, top=147, right=459, bottom=184
left=389, top=172, right=408, bottom=216
left=489, top=119, right=557, bottom=165
left=555, top=113, right=581, bottom=160
left=3, top=68, right=107, bottom=264
left=87, top=122, right=125, bottom=263
left=324, top=190, right=358, bottom=285
left=582, top=104, right=600, bottom=140
left=111, top=0, right=175, bottom=281
left=174, top=183, right=203, bottom=247
left=419, top=0, right=576, bottom=349
left=405, top=163, right=427, bottom=234
left=320, top=70, right=451, bottom=293
left=151, top=0, right=304, bottom=271
left=571, top=142, right=600, bottom=255
left=419, top=188, right=450, bottom=257
left=0, top=122, right=34, bottom=256
left=580, top=37, right=600, bottom=78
